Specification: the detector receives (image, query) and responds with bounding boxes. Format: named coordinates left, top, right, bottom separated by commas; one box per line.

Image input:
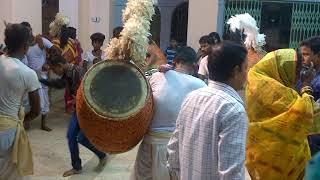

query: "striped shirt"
left=167, top=81, right=248, bottom=180
left=165, top=47, right=177, bottom=64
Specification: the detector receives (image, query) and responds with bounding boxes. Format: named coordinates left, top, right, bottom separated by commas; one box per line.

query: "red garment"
left=52, top=38, right=80, bottom=112
left=64, top=89, right=74, bottom=113
left=52, top=38, right=79, bottom=65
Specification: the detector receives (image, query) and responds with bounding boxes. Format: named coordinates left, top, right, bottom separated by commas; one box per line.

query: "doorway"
left=42, top=0, right=59, bottom=37
left=171, top=2, right=189, bottom=46
left=260, top=2, right=293, bottom=52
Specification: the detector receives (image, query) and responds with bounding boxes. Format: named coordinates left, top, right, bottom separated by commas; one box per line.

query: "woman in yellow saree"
left=245, top=49, right=320, bottom=180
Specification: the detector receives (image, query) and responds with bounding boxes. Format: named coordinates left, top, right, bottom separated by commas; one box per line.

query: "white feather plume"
left=227, top=13, right=266, bottom=51
left=105, top=0, right=157, bottom=68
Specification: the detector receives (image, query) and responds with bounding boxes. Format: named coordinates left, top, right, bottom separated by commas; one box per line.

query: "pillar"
left=187, top=0, right=221, bottom=50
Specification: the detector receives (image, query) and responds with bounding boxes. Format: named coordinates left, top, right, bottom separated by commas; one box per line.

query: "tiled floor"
left=29, top=89, right=138, bottom=180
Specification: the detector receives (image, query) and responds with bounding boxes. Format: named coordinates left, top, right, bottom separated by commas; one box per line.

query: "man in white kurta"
left=21, top=21, right=54, bottom=131
left=131, top=47, right=206, bottom=180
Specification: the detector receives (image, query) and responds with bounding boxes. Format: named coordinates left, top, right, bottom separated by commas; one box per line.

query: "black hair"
left=174, top=46, right=197, bottom=65
left=208, top=41, right=248, bottom=82
left=90, top=32, right=106, bottom=43
left=67, top=27, right=77, bottom=40
left=170, top=38, right=177, bottom=41
left=208, top=32, right=221, bottom=44
left=59, top=25, right=69, bottom=49
left=20, top=21, right=31, bottom=28
left=148, top=35, right=154, bottom=45
left=199, top=35, right=214, bottom=45
left=5, top=23, right=31, bottom=53
left=300, top=36, right=320, bottom=54
left=49, top=54, right=67, bottom=66
left=223, top=25, right=245, bottom=45
left=113, top=26, right=123, bottom=38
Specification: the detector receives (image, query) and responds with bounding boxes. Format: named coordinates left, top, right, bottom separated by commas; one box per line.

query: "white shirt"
left=149, top=70, right=206, bottom=132
left=167, top=81, right=248, bottom=180
left=0, top=55, right=41, bottom=119
left=26, top=37, right=53, bottom=71
left=21, top=55, right=28, bottom=66
left=198, top=55, right=209, bottom=77
left=83, top=51, right=107, bottom=69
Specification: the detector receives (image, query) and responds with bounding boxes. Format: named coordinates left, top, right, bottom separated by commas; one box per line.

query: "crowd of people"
left=1, top=12, right=320, bottom=180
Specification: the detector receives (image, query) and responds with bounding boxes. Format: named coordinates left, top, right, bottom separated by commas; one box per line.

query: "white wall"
left=78, top=0, right=113, bottom=52
left=0, top=0, right=12, bottom=43
left=59, top=0, right=79, bottom=30
left=0, top=0, right=41, bottom=42
left=187, top=0, right=220, bottom=50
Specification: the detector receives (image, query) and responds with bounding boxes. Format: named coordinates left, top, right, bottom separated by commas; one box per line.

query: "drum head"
left=83, top=60, right=149, bottom=120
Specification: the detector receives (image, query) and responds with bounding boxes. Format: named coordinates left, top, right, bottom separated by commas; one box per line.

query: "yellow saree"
left=245, top=49, right=320, bottom=180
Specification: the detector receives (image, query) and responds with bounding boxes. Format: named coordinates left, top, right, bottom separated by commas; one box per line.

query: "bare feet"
left=41, top=115, right=51, bottom=131
left=62, top=168, right=82, bottom=177
left=41, top=126, right=52, bottom=132
left=95, top=156, right=108, bottom=172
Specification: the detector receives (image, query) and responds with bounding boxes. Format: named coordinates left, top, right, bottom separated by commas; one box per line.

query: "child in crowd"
left=165, top=38, right=178, bottom=65
left=83, top=32, right=106, bottom=71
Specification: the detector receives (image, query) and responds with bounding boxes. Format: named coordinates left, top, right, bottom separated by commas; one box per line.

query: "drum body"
left=76, top=60, right=154, bottom=153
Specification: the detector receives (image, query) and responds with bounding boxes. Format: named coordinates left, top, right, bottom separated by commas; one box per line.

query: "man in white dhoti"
left=21, top=21, right=55, bottom=131
left=0, top=24, right=41, bottom=180
left=131, top=47, right=206, bottom=180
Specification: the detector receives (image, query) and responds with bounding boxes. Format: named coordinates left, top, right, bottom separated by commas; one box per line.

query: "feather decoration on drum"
left=77, top=0, right=157, bottom=154
left=105, top=0, right=157, bottom=68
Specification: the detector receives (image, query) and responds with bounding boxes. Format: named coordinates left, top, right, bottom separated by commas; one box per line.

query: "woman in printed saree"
left=245, top=49, right=320, bottom=180
left=51, top=25, right=79, bottom=65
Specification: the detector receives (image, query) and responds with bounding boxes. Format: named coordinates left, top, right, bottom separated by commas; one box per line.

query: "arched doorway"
left=42, top=0, right=59, bottom=37
left=150, top=6, right=161, bottom=46
left=171, top=2, right=189, bottom=46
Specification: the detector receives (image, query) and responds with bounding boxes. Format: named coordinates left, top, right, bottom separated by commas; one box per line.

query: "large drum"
left=76, top=60, right=154, bottom=153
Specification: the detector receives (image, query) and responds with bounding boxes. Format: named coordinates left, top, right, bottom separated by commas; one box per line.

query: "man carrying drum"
left=131, top=47, right=206, bottom=180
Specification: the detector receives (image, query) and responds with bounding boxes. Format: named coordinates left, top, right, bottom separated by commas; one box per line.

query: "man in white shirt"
left=197, top=35, right=215, bottom=81
left=131, top=47, right=206, bottom=180
left=21, top=21, right=55, bottom=131
left=0, top=23, right=41, bottom=180
left=83, top=32, right=106, bottom=71
left=167, top=41, right=248, bottom=180
left=198, top=55, right=209, bottom=79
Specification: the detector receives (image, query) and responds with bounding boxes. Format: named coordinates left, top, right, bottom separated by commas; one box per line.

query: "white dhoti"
left=24, top=71, right=50, bottom=115
left=0, top=146, right=31, bottom=180
left=39, top=71, right=49, bottom=115
left=131, top=132, right=172, bottom=180
left=39, top=86, right=49, bottom=115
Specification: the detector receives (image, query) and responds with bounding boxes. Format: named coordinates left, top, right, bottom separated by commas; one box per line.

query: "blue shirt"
left=295, top=72, right=320, bottom=101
